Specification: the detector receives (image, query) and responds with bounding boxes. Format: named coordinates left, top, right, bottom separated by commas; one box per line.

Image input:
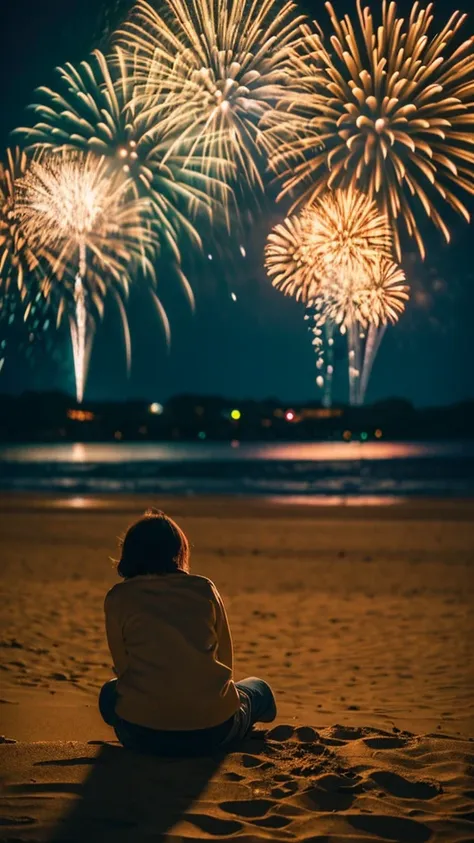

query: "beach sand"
left=0, top=495, right=473, bottom=842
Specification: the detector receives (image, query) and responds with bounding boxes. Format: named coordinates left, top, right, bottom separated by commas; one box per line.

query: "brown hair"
left=117, top=509, right=190, bottom=578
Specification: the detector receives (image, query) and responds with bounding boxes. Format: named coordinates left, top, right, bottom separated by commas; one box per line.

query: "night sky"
left=1, top=0, right=473, bottom=407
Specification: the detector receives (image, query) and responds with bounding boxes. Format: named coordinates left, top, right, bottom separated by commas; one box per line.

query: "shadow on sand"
left=48, top=743, right=226, bottom=842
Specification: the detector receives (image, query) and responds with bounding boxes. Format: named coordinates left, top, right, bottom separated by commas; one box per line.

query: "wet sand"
left=1, top=495, right=473, bottom=842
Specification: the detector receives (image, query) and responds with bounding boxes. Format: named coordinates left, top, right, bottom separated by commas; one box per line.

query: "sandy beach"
left=1, top=495, right=473, bottom=842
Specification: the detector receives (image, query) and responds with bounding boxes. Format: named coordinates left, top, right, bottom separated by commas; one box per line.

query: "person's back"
left=99, top=508, right=277, bottom=755
left=105, top=572, right=240, bottom=730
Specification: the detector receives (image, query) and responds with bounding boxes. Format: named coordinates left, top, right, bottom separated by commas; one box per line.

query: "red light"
left=285, top=411, right=295, bottom=421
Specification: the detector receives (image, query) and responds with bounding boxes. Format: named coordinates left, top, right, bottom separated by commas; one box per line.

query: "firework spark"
left=265, top=187, right=392, bottom=301
left=311, top=254, right=408, bottom=329
left=264, top=212, right=318, bottom=301
left=0, top=148, right=45, bottom=296
left=18, top=46, right=234, bottom=308
left=117, top=0, right=307, bottom=188
left=356, top=256, right=410, bottom=328
left=268, top=0, right=474, bottom=258
left=16, top=150, right=157, bottom=402
left=0, top=148, right=59, bottom=372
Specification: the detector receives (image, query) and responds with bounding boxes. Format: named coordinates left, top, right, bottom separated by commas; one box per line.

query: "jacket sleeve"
left=211, top=584, right=234, bottom=672
left=104, top=588, right=128, bottom=678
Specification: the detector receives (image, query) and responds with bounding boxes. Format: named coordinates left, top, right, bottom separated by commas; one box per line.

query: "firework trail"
left=16, top=150, right=157, bottom=402
left=267, top=0, right=474, bottom=258
left=266, top=189, right=409, bottom=403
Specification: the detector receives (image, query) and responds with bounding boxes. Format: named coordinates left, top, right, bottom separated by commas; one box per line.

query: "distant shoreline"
left=1, top=492, right=473, bottom=522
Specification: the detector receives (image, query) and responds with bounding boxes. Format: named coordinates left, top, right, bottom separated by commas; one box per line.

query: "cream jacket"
left=104, top=573, right=240, bottom=731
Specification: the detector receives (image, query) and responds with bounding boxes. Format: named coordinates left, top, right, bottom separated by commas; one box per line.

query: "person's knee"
left=250, top=677, right=273, bottom=696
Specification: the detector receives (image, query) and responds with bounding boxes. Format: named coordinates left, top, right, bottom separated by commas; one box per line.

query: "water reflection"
left=0, top=440, right=472, bottom=464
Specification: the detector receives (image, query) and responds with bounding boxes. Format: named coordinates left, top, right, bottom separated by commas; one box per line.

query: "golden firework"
left=0, top=148, right=45, bottom=296
left=264, top=212, right=318, bottom=301
left=356, top=256, right=410, bottom=328
left=16, top=149, right=156, bottom=295
left=17, top=47, right=230, bottom=262
left=117, top=0, right=307, bottom=188
left=15, top=149, right=157, bottom=402
left=312, top=254, right=409, bottom=330
left=265, top=187, right=392, bottom=301
left=268, top=0, right=474, bottom=258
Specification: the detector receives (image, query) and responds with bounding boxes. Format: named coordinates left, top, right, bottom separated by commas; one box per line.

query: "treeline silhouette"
left=0, top=392, right=473, bottom=442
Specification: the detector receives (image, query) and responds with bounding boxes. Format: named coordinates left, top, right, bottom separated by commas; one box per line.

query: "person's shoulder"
left=185, top=574, right=218, bottom=596
left=104, top=580, right=127, bottom=610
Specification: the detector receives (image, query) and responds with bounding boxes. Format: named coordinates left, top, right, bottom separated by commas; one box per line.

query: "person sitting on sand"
left=99, top=508, right=277, bottom=755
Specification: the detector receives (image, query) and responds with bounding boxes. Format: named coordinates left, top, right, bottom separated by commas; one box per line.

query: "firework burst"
left=265, top=187, right=392, bottom=301
left=117, top=0, right=307, bottom=188
left=0, top=148, right=45, bottom=296
left=356, top=256, right=410, bottom=328
left=268, top=0, right=474, bottom=258
left=311, top=254, right=409, bottom=329
left=18, top=46, right=235, bottom=309
left=264, top=212, right=318, bottom=301
left=16, top=149, right=157, bottom=402
left=19, top=49, right=229, bottom=250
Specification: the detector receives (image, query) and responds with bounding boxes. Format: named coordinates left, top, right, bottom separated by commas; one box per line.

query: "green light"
left=360, top=432, right=368, bottom=441
left=198, top=431, right=206, bottom=440
left=230, top=409, right=241, bottom=421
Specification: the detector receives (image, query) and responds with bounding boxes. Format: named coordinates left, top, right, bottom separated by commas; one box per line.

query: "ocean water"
left=0, top=440, right=473, bottom=499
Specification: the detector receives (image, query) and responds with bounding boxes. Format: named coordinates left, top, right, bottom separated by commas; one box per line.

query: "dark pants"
left=99, top=677, right=276, bottom=756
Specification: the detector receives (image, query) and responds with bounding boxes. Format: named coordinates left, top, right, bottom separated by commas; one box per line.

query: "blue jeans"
left=99, top=677, right=276, bottom=756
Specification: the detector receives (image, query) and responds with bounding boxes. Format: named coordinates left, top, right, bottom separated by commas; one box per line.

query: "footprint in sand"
left=252, top=814, right=292, bottom=828
left=369, top=770, right=440, bottom=800
left=348, top=813, right=432, bottom=843
left=220, top=798, right=275, bottom=818
left=241, top=753, right=266, bottom=768
left=187, top=813, right=242, bottom=835
left=364, top=735, right=409, bottom=749
left=266, top=724, right=295, bottom=741
left=223, top=771, right=245, bottom=782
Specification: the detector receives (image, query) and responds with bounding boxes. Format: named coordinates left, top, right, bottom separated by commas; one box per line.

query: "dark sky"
left=1, top=0, right=473, bottom=407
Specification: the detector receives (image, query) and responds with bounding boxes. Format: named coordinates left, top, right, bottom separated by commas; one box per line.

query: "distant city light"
left=328, top=338, right=334, bottom=346
left=375, top=428, right=383, bottom=439
left=67, top=409, right=95, bottom=422
left=231, top=292, right=237, bottom=301
left=231, top=439, right=240, bottom=448
left=149, top=402, right=163, bottom=415
left=316, top=375, right=324, bottom=388
left=230, top=409, right=241, bottom=420
left=327, top=365, right=334, bottom=374
left=360, top=431, right=368, bottom=441
left=207, top=253, right=213, bottom=260
left=239, top=245, right=246, bottom=257
left=343, top=430, right=352, bottom=441
left=285, top=410, right=295, bottom=421
left=114, top=430, right=123, bottom=440
left=198, top=431, right=207, bottom=440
